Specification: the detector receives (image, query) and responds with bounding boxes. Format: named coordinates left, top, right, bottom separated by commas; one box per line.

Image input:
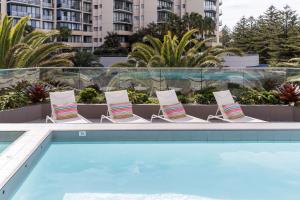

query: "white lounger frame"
left=207, top=90, right=265, bottom=123
left=101, top=90, right=149, bottom=123
left=46, top=90, right=91, bottom=123
left=151, top=90, right=207, bottom=123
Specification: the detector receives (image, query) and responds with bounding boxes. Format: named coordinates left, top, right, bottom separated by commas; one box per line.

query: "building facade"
left=0, top=0, right=222, bottom=50
left=0, top=0, right=93, bottom=50
left=93, top=0, right=222, bottom=47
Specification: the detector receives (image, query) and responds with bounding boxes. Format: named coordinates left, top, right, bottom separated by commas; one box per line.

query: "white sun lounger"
left=46, top=90, right=91, bottom=123
left=100, top=90, right=149, bottom=123
left=207, top=90, right=266, bottom=123
left=151, top=90, right=207, bottom=123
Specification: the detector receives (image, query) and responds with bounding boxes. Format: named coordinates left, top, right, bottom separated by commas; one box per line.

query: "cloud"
left=222, top=0, right=300, bottom=29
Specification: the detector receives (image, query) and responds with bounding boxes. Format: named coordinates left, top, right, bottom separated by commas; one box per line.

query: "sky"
left=222, top=0, right=300, bottom=29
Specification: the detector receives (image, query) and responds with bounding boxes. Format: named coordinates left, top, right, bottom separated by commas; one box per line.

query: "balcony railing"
left=113, top=18, right=133, bottom=24
left=0, top=67, right=295, bottom=95
left=43, top=15, right=53, bottom=20
left=57, top=3, right=81, bottom=10
left=114, top=7, right=133, bottom=12
left=42, top=2, right=53, bottom=8
left=8, top=0, right=40, bottom=5
left=157, top=6, right=173, bottom=11
left=10, top=11, right=40, bottom=18
left=204, top=5, right=216, bottom=12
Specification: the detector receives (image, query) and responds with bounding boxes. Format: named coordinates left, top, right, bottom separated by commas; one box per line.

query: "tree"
left=221, top=25, right=231, bottom=47
left=0, top=16, right=74, bottom=68
left=73, top=51, right=101, bottom=67
left=58, top=27, right=72, bottom=42
left=230, top=5, right=300, bottom=65
left=128, top=12, right=217, bottom=46
left=112, top=29, right=242, bottom=68
left=101, top=32, right=121, bottom=48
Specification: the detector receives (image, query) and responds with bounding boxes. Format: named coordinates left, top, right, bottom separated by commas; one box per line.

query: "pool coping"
left=1, top=122, right=300, bottom=132
left=1, top=122, right=300, bottom=199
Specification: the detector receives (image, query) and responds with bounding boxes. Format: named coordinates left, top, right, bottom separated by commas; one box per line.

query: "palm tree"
left=112, top=29, right=242, bottom=68
left=0, top=16, right=74, bottom=68
left=276, top=58, right=300, bottom=67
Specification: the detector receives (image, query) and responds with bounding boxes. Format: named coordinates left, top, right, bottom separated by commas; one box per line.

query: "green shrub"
left=0, top=92, right=29, bottom=110
left=194, top=87, right=216, bottom=104
left=176, top=92, right=191, bottom=104
left=78, top=88, right=98, bottom=103
left=145, top=98, right=159, bottom=104
left=235, top=88, right=281, bottom=105
left=128, top=89, right=149, bottom=104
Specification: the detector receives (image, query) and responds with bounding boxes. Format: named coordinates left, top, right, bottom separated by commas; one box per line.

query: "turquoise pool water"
left=0, top=142, right=10, bottom=153
left=12, top=142, right=300, bottom=200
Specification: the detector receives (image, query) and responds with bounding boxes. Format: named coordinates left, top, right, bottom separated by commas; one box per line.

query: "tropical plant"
left=127, top=89, right=149, bottom=104
left=0, top=16, right=74, bottom=68
left=236, top=88, right=280, bottom=105
left=112, top=29, right=242, bottom=68
left=25, top=82, right=51, bottom=103
left=276, top=82, right=300, bottom=106
left=78, top=88, right=105, bottom=104
left=193, top=87, right=217, bottom=104
left=0, top=92, right=29, bottom=110
left=276, top=57, right=300, bottom=67
left=127, top=12, right=217, bottom=46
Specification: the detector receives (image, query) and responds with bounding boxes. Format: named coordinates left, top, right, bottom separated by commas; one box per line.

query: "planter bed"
left=0, top=104, right=297, bottom=123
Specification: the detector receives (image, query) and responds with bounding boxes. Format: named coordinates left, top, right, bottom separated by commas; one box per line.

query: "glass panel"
left=79, top=67, right=120, bottom=92
left=39, top=68, right=80, bottom=89
left=0, top=68, right=39, bottom=89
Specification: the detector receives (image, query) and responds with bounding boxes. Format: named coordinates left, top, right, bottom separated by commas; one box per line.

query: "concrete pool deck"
left=1, top=122, right=300, bottom=199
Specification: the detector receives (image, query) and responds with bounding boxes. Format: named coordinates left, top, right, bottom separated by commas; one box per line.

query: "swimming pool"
left=0, top=142, right=9, bottom=153
left=11, top=141, right=300, bottom=200
left=0, top=132, right=23, bottom=153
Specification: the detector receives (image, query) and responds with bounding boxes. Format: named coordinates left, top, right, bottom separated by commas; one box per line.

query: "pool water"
left=0, top=142, right=10, bottom=153
left=12, top=142, right=300, bottom=200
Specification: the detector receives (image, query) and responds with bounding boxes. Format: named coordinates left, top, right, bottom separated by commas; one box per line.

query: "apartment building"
left=93, top=0, right=222, bottom=47
left=0, top=0, right=222, bottom=50
left=0, top=0, right=94, bottom=50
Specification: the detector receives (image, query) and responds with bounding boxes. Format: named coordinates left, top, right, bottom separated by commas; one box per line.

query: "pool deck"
left=1, top=122, right=300, bottom=199
left=2, top=122, right=300, bottom=132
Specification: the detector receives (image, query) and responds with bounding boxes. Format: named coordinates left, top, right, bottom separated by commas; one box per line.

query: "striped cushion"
left=222, top=103, right=245, bottom=120
left=109, top=102, right=133, bottom=119
left=53, top=103, right=78, bottom=120
left=161, top=103, right=186, bottom=120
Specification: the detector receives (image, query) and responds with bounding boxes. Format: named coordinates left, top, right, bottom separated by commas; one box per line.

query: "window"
left=94, top=27, right=98, bottom=31
left=94, top=5, right=98, bottom=9
left=94, top=38, right=98, bottom=42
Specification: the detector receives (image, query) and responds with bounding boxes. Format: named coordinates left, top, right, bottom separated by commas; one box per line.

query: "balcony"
left=114, top=7, right=133, bottom=13
left=10, top=11, right=40, bottom=19
left=157, top=6, right=173, bottom=12
left=43, top=15, right=53, bottom=21
left=7, top=0, right=40, bottom=6
left=57, top=3, right=81, bottom=11
left=204, top=5, right=217, bottom=12
left=113, top=18, right=133, bottom=24
left=57, top=16, right=81, bottom=23
left=42, top=2, right=53, bottom=8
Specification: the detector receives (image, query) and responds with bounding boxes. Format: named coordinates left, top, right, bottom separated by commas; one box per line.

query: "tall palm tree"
left=0, top=16, right=74, bottom=68
left=112, top=29, right=242, bottom=68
